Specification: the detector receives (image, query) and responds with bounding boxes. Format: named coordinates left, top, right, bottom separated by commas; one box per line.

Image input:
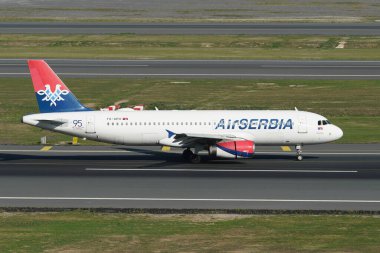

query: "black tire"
left=182, top=149, right=193, bottom=161
left=190, top=154, right=201, bottom=164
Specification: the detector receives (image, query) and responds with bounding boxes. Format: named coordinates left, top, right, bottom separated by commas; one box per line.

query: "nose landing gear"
left=296, top=144, right=303, bottom=161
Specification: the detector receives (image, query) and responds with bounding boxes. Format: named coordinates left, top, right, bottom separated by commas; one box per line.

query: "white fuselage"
left=22, top=110, right=343, bottom=146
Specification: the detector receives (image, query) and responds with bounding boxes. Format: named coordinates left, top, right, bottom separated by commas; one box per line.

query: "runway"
left=2, top=59, right=380, bottom=79
left=1, top=22, right=380, bottom=35
left=0, top=144, right=380, bottom=211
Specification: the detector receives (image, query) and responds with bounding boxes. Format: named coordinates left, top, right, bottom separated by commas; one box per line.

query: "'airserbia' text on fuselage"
left=215, top=118, right=293, bottom=130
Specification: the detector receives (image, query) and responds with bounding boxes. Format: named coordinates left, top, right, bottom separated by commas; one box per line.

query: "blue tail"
left=28, top=60, right=92, bottom=113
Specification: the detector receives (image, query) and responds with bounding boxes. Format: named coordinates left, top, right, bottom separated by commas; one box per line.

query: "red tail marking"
left=28, top=60, right=70, bottom=93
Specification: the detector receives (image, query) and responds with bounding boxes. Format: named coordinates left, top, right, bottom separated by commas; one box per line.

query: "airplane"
left=22, top=60, right=343, bottom=163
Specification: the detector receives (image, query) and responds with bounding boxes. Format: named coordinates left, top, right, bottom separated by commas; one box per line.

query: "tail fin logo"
left=37, top=84, right=70, bottom=107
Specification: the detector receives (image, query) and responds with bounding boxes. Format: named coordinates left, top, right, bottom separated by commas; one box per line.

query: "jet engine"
left=209, top=140, right=255, bottom=159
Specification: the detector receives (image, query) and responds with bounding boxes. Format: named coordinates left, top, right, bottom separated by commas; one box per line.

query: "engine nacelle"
left=209, top=140, right=255, bottom=159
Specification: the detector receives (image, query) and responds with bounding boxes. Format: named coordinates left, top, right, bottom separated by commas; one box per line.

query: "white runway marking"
left=0, top=150, right=379, bottom=155
left=0, top=197, right=379, bottom=203
left=2, top=73, right=380, bottom=77
left=0, top=63, right=149, bottom=66
left=263, top=65, right=380, bottom=68
left=255, top=152, right=380, bottom=155
left=0, top=150, right=130, bottom=153
left=1, top=63, right=379, bottom=68
left=3, top=59, right=380, bottom=63
left=86, top=168, right=357, bottom=173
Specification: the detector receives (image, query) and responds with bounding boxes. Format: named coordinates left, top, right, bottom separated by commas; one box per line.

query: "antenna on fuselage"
left=294, top=107, right=298, bottom=111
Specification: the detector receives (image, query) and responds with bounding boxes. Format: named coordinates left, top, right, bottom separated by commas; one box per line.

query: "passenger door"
left=86, top=115, right=96, bottom=133
left=298, top=114, right=308, bottom=133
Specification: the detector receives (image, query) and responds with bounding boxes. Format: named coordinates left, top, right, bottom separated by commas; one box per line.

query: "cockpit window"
left=318, top=120, right=332, bottom=126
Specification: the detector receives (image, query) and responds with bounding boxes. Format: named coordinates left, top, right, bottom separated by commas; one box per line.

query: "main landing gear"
left=182, top=148, right=201, bottom=164
left=296, top=144, right=303, bottom=161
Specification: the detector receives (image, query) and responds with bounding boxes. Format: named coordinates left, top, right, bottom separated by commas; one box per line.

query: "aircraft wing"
left=160, top=130, right=254, bottom=147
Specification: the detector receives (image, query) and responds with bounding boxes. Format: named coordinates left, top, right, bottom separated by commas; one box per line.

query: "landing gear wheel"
left=295, top=144, right=303, bottom=161
left=190, top=154, right=201, bottom=164
left=182, top=148, right=193, bottom=161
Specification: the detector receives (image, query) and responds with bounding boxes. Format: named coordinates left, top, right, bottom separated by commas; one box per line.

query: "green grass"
left=0, top=3, right=376, bottom=23
left=0, top=78, right=379, bottom=144
left=0, top=212, right=380, bottom=252
left=0, top=34, right=380, bottom=59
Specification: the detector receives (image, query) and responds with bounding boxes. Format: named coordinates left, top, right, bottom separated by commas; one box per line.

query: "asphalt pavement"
left=2, top=59, right=380, bottom=79
left=0, top=144, right=379, bottom=211
left=1, top=23, right=380, bottom=35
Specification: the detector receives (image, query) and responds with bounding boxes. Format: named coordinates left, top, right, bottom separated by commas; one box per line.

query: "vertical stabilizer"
left=28, top=60, right=91, bottom=113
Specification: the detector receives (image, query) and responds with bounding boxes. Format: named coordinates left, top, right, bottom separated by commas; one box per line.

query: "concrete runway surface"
left=2, top=59, right=380, bottom=79
left=1, top=23, right=380, bottom=35
left=0, top=144, right=379, bottom=211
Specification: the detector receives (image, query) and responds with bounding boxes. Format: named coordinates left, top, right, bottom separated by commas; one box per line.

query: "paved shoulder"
left=1, top=23, right=380, bottom=35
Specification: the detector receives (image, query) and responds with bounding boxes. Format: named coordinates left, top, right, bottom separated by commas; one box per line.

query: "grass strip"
left=0, top=78, right=379, bottom=144
left=0, top=34, right=380, bottom=60
left=0, top=212, right=380, bottom=252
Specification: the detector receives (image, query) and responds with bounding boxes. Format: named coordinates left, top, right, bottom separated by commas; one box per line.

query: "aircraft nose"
left=334, top=125, right=343, bottom=140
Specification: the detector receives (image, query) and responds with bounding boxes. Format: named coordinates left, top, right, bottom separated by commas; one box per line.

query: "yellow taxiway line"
left=40, top=146, right=53, bottom=151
